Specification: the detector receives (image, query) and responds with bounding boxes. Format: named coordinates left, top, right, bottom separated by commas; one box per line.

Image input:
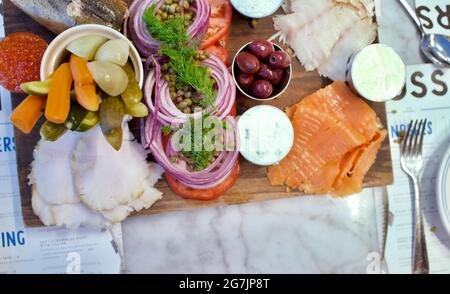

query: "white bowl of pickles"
left=17, top=24, right=146, bottom=147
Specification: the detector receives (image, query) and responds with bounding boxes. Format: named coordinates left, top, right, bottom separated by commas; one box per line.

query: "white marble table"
left=122, top=188, right=384, bottom=274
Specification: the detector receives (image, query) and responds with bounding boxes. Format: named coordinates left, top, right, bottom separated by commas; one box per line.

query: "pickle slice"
left=20, top=80, right=51, bottom=96
left=125, top=102, right=148, bottom=118
left=40, top=121, right=67, bottom=141
left=121, top=62, right=143, bottom=106
left=65, top=103, right=88, bottom=131
left=99, top=96, right=125, bottom=150
left=76, top=112, right=99, bottom=132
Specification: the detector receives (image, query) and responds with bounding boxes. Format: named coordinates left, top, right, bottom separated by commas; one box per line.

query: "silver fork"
left=400, top=119, right=429, bottom=274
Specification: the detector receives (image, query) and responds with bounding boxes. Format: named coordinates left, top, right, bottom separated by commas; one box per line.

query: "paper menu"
left=376, top=0, right=450, bottom=274
left=0, top=3, right=122, bottom=274
left=384, top=64, right=450, bottom=274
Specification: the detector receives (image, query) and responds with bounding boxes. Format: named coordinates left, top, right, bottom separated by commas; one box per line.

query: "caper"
left=168, top=14, right=174, bottom=19
left=164, top=74, right=171, bottom=81
left=176, top=97, right=183, bottom=103
left=177, top=89, right=184, bottom=96
left=175, top=6, right=181, bottom=13
left=177, top=100, right=189, bottom=109
left=161, top=12, right=168, bottom=19
left=182, top=107, right=192, bottom=114
left=184, top=91, right=192, bottom=98
left=183, top=1, right=189, bottom=9
left=169, top=81, right=176, bottom=87
left=184, top=98, right=193, bottom=106
left=164, top=0, right=172, bottom=5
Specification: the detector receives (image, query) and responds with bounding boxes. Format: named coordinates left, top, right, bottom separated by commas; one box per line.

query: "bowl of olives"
left=232, top=40, right=292, bottom=101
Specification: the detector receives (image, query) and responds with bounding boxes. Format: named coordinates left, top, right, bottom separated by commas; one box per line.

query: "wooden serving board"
left=3, top=0, right=393, bottom=227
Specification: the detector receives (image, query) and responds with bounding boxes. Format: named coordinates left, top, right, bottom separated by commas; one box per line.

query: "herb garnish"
left=143, top=5, right=216, bottom=108
left=179, top=117, right=219, bottom=171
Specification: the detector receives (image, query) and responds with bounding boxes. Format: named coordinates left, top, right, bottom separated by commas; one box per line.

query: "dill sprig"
left=180, top=117, right=218, bottom=171
left=142, top=5, right=216, bottom=108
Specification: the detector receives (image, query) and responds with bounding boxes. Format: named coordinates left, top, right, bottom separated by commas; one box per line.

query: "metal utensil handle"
left=412, top=179, right=429, bottom=274
left=398, top=0, right=424, bottom=34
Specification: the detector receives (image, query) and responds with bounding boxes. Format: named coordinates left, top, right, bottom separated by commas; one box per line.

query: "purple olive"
left=268, top=51, right=291, bottom=69
left=248, top=40, right=275, bottom=60
left=256, top=63, right=274, bottom=82
left=236, top=52, right=260, bottom=74
left=236, top=72, right=254, bottom=89
left=251, top=80, right=273, bottom=99
left=271, top=68, right=284, bottom=85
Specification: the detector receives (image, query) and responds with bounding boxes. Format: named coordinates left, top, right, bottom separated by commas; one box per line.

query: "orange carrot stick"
left=10, top=95, right=47, bottom=134
left=70, top=54, right=94, bottom=86
left=45, top=63, right=72, bottom=124
left=75, top=83, right=99, bottom=111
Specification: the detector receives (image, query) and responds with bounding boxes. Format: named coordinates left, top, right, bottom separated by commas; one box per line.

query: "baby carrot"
left=74, top=83, right=99, bottom=111
left=70, top=54, right=93, bottom=86
left=10, top=95, right=47, bottom=134
left=45, top=63, right=72, bottom=124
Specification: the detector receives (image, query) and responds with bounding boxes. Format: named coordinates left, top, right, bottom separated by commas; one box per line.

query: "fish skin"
left=10, top=0, right=128, bottom=34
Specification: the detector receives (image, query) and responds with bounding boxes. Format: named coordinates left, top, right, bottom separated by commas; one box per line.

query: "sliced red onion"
left=148, top=119, right=240, bottom=189
left=128, top=0, right=210, bottom=58
left=144, top=54, right=236, bottom=126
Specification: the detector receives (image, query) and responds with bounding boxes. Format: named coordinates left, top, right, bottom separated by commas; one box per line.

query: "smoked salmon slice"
left=267, top=81, right=386, bottom=196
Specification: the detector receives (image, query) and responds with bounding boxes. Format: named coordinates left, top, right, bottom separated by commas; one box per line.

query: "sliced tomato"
left=165, top=163, right=240, bottom=201
left=204, top=44, right=229, bottom=65
left=210, top=0, right=232, bottom=22
left=162, top=99, right=239, bottom=200
left=201, top=0, right=232, bottom=49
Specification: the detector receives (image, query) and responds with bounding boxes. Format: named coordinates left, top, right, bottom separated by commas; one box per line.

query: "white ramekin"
left=40, top=24, right=144, bottom=88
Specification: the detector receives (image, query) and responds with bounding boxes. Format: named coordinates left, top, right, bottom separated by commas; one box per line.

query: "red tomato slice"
left=163, top=100, right=239, bottom=200
left=201, top=0, right=232, bottom=49
left=165, top=163, right=240, bottom=201
left=204, top=44, right=229, bottom=65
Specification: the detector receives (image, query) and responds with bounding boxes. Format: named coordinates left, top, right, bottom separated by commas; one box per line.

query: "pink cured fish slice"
left=267, top=81, right=386, bottom=197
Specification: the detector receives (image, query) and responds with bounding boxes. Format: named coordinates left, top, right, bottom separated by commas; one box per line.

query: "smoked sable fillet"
left=267, top=81, right=387, bottom=196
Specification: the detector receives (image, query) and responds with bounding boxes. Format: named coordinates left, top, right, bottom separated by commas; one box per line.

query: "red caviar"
left=0, top=32, right=48, bottom=93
